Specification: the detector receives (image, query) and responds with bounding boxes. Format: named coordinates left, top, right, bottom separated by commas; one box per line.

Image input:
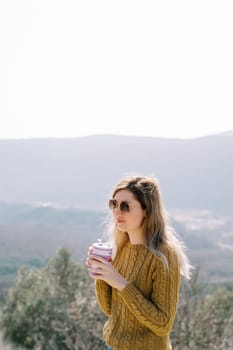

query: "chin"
left=117, top=222, right=126, bottom=230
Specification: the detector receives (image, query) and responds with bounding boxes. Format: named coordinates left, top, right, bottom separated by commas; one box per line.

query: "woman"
left=86, top=175, right=192, bottom=350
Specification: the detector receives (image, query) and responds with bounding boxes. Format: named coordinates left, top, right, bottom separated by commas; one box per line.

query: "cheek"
left=131, top=212, right=145, bottom=228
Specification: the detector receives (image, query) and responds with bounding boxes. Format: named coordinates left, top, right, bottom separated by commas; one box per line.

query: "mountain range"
left=0, top=131, right=232, bottom=214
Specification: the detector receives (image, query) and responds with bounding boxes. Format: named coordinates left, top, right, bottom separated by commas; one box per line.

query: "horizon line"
left=0, top=129, right=232, bottom=141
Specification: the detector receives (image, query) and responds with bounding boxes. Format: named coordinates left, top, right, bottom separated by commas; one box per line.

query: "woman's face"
left=111, top=189, right=146, bottom=236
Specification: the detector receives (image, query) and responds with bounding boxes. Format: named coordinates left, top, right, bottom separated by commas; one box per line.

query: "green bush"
left=1, top=250, right=233, bottom=350
left=171, top=272, right=233, bottom=350
left=0, top=248, right=105, bottom=350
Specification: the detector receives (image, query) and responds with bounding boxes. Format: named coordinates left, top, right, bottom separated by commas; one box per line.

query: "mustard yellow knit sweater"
left=95, top=242, right=181, bottom=350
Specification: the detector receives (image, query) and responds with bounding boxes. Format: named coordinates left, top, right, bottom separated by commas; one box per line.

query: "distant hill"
left=0, top=201, right=232, bottom=283
left=0, top=132, right=232, bottom=213
left=0, top=201, right=104, bottom=263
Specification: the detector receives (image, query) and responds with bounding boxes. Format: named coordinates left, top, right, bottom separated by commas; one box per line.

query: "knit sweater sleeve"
left=118, top=247, right=181, bottom=336
left=95, top=279, right=112, bottom=317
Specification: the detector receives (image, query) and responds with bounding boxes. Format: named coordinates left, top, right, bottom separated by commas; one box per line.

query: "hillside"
left=0, top=132, right=232, bottom=214
left=0, top=201, right=232, bottom=286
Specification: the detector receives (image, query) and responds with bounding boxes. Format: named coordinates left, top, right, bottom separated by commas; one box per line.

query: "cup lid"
left=92, top=239, right=112, bottom=250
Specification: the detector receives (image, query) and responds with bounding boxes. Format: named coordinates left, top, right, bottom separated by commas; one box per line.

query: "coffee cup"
left=92, top=239, right=112, bottom=262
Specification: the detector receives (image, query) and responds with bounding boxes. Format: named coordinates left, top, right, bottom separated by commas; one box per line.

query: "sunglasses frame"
left=108, top=199, right=130, bottom=213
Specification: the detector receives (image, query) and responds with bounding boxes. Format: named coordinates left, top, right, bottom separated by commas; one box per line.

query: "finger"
left=87, top=249, right=93, bottom=258
left=89, top=255, right=108, bottom=264
left=88, top=258, right=103, bottom=267
left=88, top=267, right=105, bottom=279
left=88, top=260, right=106, bottom=273
left=86, top=256, right=95, bottom=265
left=85, top=260, right=92, bottom=267
left=88, top=270, right=102, bottom=279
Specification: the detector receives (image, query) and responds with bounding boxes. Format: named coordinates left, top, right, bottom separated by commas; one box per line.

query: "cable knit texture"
left=95, top=242, right=181, bottom=350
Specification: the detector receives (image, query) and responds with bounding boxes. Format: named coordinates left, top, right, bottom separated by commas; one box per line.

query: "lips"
left=117, top=219, right=125, bottom=224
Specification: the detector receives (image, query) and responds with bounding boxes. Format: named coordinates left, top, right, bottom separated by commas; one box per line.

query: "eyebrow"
left=114, top=199, right=131, bottom=204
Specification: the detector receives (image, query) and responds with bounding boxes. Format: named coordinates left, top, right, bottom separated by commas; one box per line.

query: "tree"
left=171, top=271, right=233, bottom=350
left=0, top=248, right=105, bottom=350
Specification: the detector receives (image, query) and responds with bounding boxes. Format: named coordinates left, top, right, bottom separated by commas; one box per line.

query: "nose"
left=113, top=207, right=122, bottom=215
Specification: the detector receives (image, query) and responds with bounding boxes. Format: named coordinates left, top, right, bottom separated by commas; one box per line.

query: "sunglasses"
left=108, top=199, right=130, bottom=213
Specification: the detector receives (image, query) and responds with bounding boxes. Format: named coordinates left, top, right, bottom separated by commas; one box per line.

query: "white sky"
left=0, top=0, right=233, bottom=139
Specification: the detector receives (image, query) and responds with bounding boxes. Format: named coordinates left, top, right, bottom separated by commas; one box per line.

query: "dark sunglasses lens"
left=109, top=199, right=117, bottom=209
left=109, top=199, right=130, bottom=212
left=120, top=201, right=130, bottom=212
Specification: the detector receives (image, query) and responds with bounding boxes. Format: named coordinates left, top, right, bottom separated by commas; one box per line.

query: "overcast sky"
left=0, top=0, right=233, bottom=139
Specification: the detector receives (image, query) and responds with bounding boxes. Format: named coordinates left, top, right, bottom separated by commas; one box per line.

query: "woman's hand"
left=86, top=250, right=127, bottom=291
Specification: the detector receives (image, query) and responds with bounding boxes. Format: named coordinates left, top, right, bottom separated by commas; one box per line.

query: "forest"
left=0, top=248, right=233, bottom=350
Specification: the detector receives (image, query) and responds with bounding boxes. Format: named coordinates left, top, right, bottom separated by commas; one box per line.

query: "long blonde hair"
left=107, top=175, right=192, bottom=279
